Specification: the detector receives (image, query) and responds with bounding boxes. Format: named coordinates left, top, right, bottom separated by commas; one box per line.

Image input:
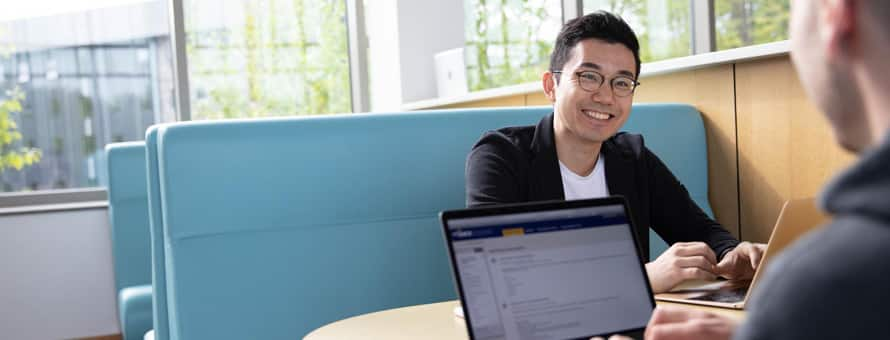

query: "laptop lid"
left=440, top=197, right=655, bottom=340
left=654, top=197, right=828, bottom=309
left=743, top=197, right=828, bottom=301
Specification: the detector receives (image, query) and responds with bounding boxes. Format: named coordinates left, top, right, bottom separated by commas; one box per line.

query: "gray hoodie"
left=734, top=135, right=890, bottom=339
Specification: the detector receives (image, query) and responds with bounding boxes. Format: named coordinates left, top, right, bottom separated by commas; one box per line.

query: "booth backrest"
left=145, top=126, right=170, bottom=340
left=105, top=142, right=152, bottom=293
left=621, top=103, right=713, bottom=255
left=150, top=104, right=711, bottom=339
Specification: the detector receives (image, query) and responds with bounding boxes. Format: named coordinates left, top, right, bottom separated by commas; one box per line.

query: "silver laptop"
left=440, top=197, right=654, bottom=340
left=654, top=198, right=828, bottom=309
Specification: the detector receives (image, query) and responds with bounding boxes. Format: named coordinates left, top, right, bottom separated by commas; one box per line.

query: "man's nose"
left=591, top=83, right=615, bottom=105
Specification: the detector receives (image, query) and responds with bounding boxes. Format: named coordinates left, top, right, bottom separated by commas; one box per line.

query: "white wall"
left=366, top=0, right=402, bottom=112
left=396, top=0, right=465, bottom=103
left=0, top=205, right=119, bottom=340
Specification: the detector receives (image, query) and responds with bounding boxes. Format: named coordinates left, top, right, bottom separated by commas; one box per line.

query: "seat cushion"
left=119, top=284, right=153, bottom=340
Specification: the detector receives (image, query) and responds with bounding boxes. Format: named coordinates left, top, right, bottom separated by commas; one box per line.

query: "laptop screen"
left=441, top=198, right=654, bottom=340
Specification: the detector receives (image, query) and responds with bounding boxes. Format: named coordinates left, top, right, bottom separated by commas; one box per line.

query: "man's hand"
left=714, top=241, right=767, bottom=281
left=645, top=242, right=718, bottom=293
left=644, top=306, right=738, bottom=340
left=591, top=335, right=633, bottom=340
left=592, top=307, right=739, bottom=340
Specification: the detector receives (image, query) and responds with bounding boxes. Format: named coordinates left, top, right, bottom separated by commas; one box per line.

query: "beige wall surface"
left=735, top=57, right=854, bottom=242
left=439, top=95, right=526, bottom=109
left=422, top=55, right=856, bottom=243
left=633, top=65, right=740, bottom=238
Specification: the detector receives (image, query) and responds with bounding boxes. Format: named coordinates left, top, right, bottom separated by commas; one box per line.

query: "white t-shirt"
left=559, top=155, right=609, bottom=200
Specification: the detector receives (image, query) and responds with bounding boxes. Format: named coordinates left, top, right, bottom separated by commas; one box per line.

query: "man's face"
left=790, top=0, right=868, bottom=152
left=546, top=39, right=636, bottom=147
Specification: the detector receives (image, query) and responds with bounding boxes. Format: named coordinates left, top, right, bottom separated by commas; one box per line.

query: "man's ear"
left=542, top=71, right=557, bottom=102
left=824, top=0, right=858, bottom=61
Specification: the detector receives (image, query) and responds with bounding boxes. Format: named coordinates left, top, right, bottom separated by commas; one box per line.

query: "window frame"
left=1, top=0, right=361, bottom=208
left=0, top=0, right=789, bottom=207
left=0, top=2, right=176, bottom=207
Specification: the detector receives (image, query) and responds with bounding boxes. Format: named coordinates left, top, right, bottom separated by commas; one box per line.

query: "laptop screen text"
left=449, top=205, right=652, bottom=340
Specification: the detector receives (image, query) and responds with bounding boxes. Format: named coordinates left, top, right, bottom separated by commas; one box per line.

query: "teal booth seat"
left=105, top=142, right=154, bottom=340
left=148, top=104, right=714, bottom=339
left=151, top=108, right=548, bottom=339
left=145, top=126, right=170, bottom=340
left=621, top=103, right=714, bottom=256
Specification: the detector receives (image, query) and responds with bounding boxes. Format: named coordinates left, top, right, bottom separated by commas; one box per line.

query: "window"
left=583, top=0, right=692, bottom=63
left=0, top=0, right=793, bottom=196
left=714, top=0, right=789, bottom=50
left=184, top=0, right=351, bottom=119
left=0, top=1, right=172, bottom=193
left=464, top=0, right=562, bottom=91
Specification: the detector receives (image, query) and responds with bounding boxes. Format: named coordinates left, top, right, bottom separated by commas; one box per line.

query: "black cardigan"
left=465, top=114, right=739, bottom=260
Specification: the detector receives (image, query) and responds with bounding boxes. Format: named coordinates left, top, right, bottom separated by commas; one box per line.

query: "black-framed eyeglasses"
left=552, top=70, right=640, bottom=97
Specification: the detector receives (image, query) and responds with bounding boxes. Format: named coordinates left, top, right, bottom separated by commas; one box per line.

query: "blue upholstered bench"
left=145, top=126, right=171, bottom=340
left=620, top=104, right=714, bottom=255
left=105, top=142, right=153, bottom=340
left=144, top=104, right=713, bottom=339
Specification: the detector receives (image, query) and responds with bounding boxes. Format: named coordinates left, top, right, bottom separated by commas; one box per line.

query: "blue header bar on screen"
left=450, top=214, right=628, bottom=241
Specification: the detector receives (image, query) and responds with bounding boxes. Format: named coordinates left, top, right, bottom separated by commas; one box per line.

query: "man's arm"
left=644, top=147, right=739, bottom=259
left=735, top=223, right=890, bottom=340
left=640, top=223, right=890, bottom=340
left=465, top=132, right=524, bottom=208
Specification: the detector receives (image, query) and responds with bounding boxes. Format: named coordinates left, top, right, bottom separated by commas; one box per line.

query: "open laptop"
left=654, top=198, right=829, bottom=309
left=440, top=197, right=655, bottom=340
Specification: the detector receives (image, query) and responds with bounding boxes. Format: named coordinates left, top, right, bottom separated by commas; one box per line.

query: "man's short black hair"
left=549, top=11, right=641, bottom=78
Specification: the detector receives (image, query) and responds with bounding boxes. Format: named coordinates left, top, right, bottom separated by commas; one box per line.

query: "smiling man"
left=465, top=11, right=765, bottom=293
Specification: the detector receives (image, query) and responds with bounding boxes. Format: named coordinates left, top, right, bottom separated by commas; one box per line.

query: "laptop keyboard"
left=688, top=286, right=748, bottom=303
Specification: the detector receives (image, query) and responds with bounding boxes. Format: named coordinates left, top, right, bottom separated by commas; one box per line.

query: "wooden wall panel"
left=428, top=90, right=551, bottom=109
left=735, top=56, right=855, bottom=242
left=633, top=64, right=740, bottom=238
left=438, top=95, right=525, bottom=109
left=525, top=91, right=551, bottom=106
left=428, top=55, right=857, bottom=244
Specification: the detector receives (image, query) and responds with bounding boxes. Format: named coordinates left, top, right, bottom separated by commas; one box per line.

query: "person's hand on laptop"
left=645, top=242, right=718, bottom=293
left=591, top=306, right=738, bottom=340
left=590, top=335, right=633, bottom=340
left=714, top=241, right=766, bottom=281
left=643, top=306, right=738, bottom=340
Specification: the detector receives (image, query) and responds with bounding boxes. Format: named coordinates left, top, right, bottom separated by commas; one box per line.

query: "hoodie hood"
left=820, top=134, right=890, bottom=223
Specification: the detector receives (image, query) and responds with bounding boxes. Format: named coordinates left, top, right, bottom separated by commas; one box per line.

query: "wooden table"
left=304, top=299, right=745, bottom=340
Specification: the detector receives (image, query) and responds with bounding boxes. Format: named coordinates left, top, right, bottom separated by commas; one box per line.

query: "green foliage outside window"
left=0, top=30, right=42, bottom=176
left=590, top=0, right=788, bottom=58
left=0, top=88, right=42, bottom=174
left=587, top=0, right=692, bottom=63
left=465, top=0, right=562, bottom=91
left=187, top=0, right=351, bottom=119
left=467, top=0, right=790, bottom=92
left=715, top=0, right=789, bottom=50
left=466, top=0, right=695, bottom=92
left=79, top=95, right=94, bottom=118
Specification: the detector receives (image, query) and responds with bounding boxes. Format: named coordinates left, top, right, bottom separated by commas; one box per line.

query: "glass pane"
left=583, top=0, right=692, bottom=63
left=49, top=48, right=78, bottom=77
left=185, top=0, right=351, bottom=120
left=0, top=1, right=172, bottom=193
left=715, top=0, right=789, bottom=50
left=464, top=0, right=562, bottom=92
